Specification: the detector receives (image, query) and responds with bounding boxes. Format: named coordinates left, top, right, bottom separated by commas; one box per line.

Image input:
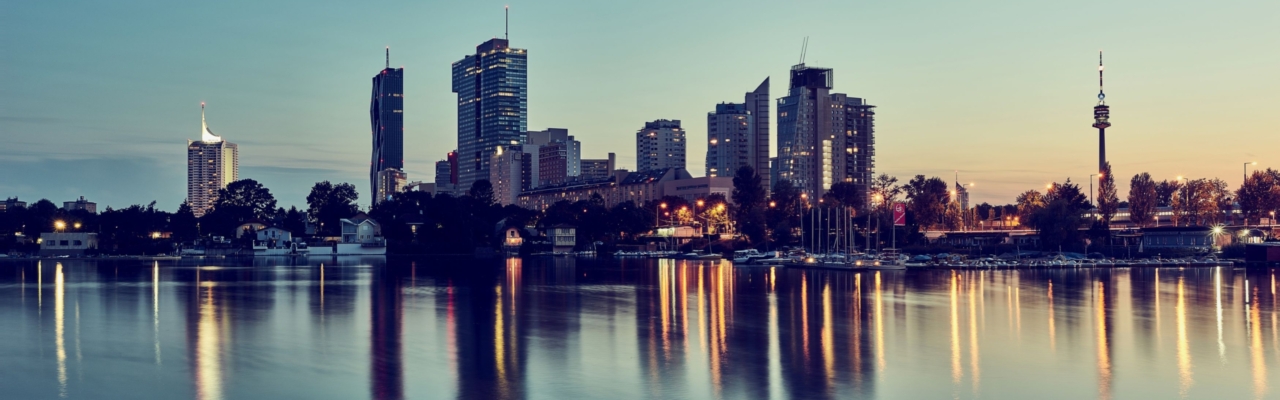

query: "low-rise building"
left=1, top=197, right=27, bottom=212
left=342, top=214, right=383, bottom=245
left=548, top=224, right=576, bottom=252
left=1140, top=226, right=1228, bottom=252
left=63, top=196, right=97, bottom=214
left=517, top=168, right=736, bottom=211
left=39, top=232, right=98, bottom=256
left=661, top=176, right=734, bottom=205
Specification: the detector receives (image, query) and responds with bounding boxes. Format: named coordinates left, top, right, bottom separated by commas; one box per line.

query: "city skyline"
left=3, top=0, right=1278, bottom=210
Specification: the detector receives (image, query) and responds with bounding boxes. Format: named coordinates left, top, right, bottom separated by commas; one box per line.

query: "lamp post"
left=1245, top=161, right=1256, bottom=185
left=1176, top=176, right=1187, bottom=226
left=800, top=193, right=808, bottom=253
left=768, top=201, right=776, bottom=253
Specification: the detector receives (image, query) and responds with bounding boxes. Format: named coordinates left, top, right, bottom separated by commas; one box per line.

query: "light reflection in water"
left=875, top=271, right=885, bottom=374
left=1176, top=276, right=1193, bottom=397
left=55, top=263, right=66, bottom=398
left=154, top=262, right=161, bottom=366
left=1249, top=286, right=1268, bottom=399
left=821, top=282, right=834, bottom=387
left=969, top=273, right=980, bottom=394
left=1096, top=280, right=1111, bottom=400
left=1048, top=280, right=1055, bottom=351
left=196, top=277, right=223, bottom=400
left=1217, top=268, right=1226, bottom=364
left=9, top=260, right=1280, bottom=399
left=950, top=272, right=961, bottom=385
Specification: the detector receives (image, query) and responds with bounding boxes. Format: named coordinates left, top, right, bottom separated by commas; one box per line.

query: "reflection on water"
left=0, top=258, right=1279, bottom=399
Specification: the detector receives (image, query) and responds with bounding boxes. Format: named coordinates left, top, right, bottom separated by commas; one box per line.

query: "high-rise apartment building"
left=776, top=65, right=875, bottom=207
left=745, top=78, right=770, bottom=193
left=636, top=120, right=685, bottom=172
left=706, top=103, right=751, bottom=178
left=371, top=49, right=404, bottom=203
left=452, top=38, right=527, bottom=191
left=187, top=103, right=238, bottom=218
left=62, top=196, right=97, bottom=214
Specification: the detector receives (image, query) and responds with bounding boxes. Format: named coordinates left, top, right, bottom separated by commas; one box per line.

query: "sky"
left=2, top=0, right=1278, bottom=211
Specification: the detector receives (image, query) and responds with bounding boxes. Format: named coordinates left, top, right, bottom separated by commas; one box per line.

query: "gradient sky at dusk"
left=2, top=0, right=1278, bottom=210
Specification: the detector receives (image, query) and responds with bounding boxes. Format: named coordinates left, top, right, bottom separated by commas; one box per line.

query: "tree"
left=283, top=206, right=308, bottom=235
left=213, top=179, right=278, bottom=221
left=731, top=166, right=768, bottom=244
left=1237, top=169, right=1280, bottom=226
left=171, top=201, right=199, bottom=242
left=1127, top=173, right=1158, bottom=227
left=766, top=180, right=802, bottom=246
left=1156, top=180, right=1181, bottom=207
left=1015, top=190, right=1045, bottom=220
left=468, top=180, right=495, bottom=207
left=307, top=181, right=359, bottom=235
left=904, top=175, right=948, bottom=230
left=822, top=181, right=863, bottom=210
left=1027, top=180, right=1091, bottom=251
left=1097, top=163, right=1120, bottom=226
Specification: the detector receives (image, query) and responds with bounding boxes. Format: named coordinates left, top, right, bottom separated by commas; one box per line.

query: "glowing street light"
left=73, top=222, right=81, bottom=230
left=54, top=220, right=66, bottom=232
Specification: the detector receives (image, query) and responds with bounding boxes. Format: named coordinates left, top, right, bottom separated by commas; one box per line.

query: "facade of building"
left=661, top=176, right=735, bottom=205
left=39, top=232, right=98, bottom=256
left=370, top=51, right=405, bottom=204
left=580, top=153, right=616, bottom=181
left=636, top=120, right=686, bottom=172
left=0, top=197, right=25, bottom=212
left=746, top=78, right=771, bottom=193
left=62, top=196, right=97, bottom=213
left=187, top=104, right=239, bottom=218
left=776, top=64, right=874, bottom=208
left=434, top=151, right=460, bottom=196
left=490, top=146, right=526, bottom=206
left=527, top=128, right=580, bottom=186
left=538, top=141, right=569, bottom=187
left=706, top=103, right=752, bottom=178
left=516, top=168, right=735, bottom=212
left=452, top=38, right=528, bottom=191
left=374, top=168, right=407, bottom=204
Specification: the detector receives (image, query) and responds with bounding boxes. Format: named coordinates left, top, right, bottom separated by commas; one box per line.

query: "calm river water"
left=0, top=257, right=1277, bottom=399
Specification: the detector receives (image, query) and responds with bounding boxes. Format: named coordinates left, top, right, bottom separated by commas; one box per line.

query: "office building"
left=435, top=151, right=459, bottom=196
left=452, top=38, right=528, bottom=191
left=490, top=146, right=526, bottom=206
left=580, top=153, right=616, bottom=181
left=62, top=196, right=97, bottom=214
left=527, top=128, right=580, bottom=186
left=370, top=48, right=404, bottom=203
left=636, top=120, right=685, bottom=172
left=187, top=103, right=239, bottom=218
left=539, top=141, right=570, bottom=186
left=776, top=64, right=875, bottom=207
left=374, top=168, right=407, bottom=204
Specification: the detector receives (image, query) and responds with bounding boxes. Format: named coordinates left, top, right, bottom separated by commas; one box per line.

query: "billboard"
left=893, top=203, right=906, bottom=226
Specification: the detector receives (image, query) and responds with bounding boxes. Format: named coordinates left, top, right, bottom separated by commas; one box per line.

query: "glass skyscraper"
left=370, top=53, right=404, bottom=203
left=776, top=64, right=875, bottom=207
left=452, top=38, right=527, bottom=191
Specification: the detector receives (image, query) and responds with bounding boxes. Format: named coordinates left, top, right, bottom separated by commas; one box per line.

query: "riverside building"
left=452, top=38, right=528, bottom=191
left=775, top=64, right=874, bottom=207
left=187, top=103, right=238, bottom=218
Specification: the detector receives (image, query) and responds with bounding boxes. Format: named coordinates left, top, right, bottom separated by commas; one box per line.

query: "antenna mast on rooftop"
left=505, top=5, right=509, bottom=41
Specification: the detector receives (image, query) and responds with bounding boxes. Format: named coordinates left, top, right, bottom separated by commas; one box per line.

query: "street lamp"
left=54, top=220, right=66, bottom=232
left=1176, top=176, right=1188, bottom=226
left=1245, top=161, right=1257, bottom=184
left=73, top=222, right=82, bottom=230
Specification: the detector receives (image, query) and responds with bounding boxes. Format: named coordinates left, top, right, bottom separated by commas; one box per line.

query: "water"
left=0, top=257, right=1276, bottom=399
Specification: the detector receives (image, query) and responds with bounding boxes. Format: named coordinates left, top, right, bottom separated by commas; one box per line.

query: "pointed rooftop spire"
left=200, top=102, right=222, bottom=143
left=1097, top=50, right=1106, bottom=104
left=386, top=46, right=390, bottom=69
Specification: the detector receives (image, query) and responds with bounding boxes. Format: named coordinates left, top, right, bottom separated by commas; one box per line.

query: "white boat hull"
left=307, top=243, right=387, bottom=256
